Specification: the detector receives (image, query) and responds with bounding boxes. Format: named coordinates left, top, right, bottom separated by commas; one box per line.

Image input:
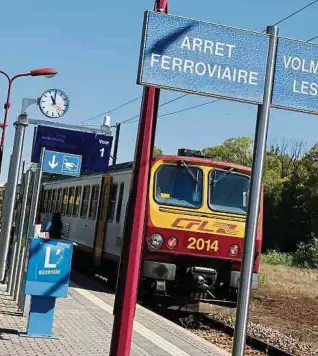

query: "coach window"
left=73, top=186, right=82, bottom=217
left=107, top=184, right=118, bottom=222
left=116, top=183, right=124, bottom=223
left=57, top=188, right=63, bottom=213
left=88, top=185, right=100, bottom=219
left=43, top=190, right=49, bottom=213
left=51, top=190, right=57, bottom=213
left=47, top=190, right=53, bottom=213
left=80, top=185, right=91, bottom=218
left=209, top=169, right=250, bottom=215
left=62, top=188, right=69, bottom=216
left=67, top=187, right=75, bottom=216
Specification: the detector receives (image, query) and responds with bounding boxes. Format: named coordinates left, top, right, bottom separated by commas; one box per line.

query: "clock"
left=39, top=89, right=69, bottom=118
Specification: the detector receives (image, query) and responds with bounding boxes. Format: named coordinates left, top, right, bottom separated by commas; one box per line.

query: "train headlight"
left=167, top=236, right=178, bottom=249
left=149, top=234, right=164, bottom=249
left=229, top=244, right=239, bottom=256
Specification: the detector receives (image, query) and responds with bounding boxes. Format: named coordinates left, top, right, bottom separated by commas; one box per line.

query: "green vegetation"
left=153, top=146, right=163, bottom=157
left=202, top=137, right=318, bottom=265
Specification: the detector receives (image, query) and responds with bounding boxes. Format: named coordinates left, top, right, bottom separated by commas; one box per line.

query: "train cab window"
left=62, top=188, right=69, bottom=216
left=116, top=183, right=124, bottom=223
left=88, top=185, right=100, bottom=219
left=67, top=187, right=75, bottom=216
left=209, top=169, right=250, bottom=215
left=73, top=186, right=82, bottom=217
left=80, top=185, right=91, bottom=218
left=107, top=184, right=118, bottom=222
left=57, top=188, right=63, bottom=213
left=155, top=164, right=203, bottom=208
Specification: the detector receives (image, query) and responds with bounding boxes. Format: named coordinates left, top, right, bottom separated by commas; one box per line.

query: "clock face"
left=39, top=89, right=69, bottom=118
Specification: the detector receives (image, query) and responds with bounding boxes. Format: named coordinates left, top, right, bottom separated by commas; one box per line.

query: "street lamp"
left=0, top=67, right=58, bottom=171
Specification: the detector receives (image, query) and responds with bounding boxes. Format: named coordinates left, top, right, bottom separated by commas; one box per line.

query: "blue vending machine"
left=23, top=237, right=73, bottom=338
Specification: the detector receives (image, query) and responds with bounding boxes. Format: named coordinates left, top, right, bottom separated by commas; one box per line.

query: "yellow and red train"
left=40, top=149, right=263, bottom=309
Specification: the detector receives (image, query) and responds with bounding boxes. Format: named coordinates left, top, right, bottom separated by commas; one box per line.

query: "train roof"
left=156, top=155, right=251, bottom=174
left=42, top=161, right=134, bottom=184
left=41, top=155, right=251, bottom=185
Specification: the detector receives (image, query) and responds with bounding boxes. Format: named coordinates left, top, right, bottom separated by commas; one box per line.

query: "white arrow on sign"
left=48, top=155, right=58, bottom=169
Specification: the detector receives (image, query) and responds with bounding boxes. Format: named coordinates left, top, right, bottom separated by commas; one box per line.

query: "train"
left=39, top=148, right=263, bottom=310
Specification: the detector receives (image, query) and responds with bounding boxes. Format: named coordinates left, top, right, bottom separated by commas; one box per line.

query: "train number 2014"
left=187, top=237, right=219, bottom=252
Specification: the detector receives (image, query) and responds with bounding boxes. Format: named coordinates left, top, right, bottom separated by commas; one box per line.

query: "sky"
left=0, top=0, right=318, bottom=182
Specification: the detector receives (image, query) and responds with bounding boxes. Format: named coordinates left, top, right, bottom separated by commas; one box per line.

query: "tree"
left=201, top=137, right=309, bottom=252
left=153, top=147, right=163, bottom=157
left=202, top=137, right=253, bottom=167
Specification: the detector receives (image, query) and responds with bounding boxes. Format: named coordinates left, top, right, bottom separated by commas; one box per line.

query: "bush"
left=262, top=237, right=318, bottom=268
left=261, top=250, right=294, bottom=267
left=294, top=236, right=318, bottom=268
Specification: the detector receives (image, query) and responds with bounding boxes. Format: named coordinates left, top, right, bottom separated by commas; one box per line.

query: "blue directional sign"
left=43, top=150, right=82, bottom=177
left=272, top=38, right=318, bottom=114
left=25, top=238, right=73, bottom=298
left=31, top=126, right=113, bottom=173
left=138, top=11, right=269, bottom=104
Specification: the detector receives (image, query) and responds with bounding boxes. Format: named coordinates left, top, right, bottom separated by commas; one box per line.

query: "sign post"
left=21, top=237, right=73, bottom=338
left=113, top=4, right=318, bottom=356
left=109, top=2, right=166, bottom=355
left=232, top=25, right=279, bottom=356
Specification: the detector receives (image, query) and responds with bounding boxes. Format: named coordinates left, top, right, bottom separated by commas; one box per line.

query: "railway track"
left=153, top=308, right=294, bottom=356
left=77, top=271, right=298, bottom=355
left=200, top=314, right=294, bottom=356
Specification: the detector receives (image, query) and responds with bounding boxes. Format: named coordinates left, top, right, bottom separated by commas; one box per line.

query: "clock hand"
left=50, top=95, right=56, bottom=105
left=54, top=91, right=57, bottom=103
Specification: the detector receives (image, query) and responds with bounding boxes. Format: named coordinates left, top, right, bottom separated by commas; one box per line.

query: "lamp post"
left=0, top=68, right=58, bottom=172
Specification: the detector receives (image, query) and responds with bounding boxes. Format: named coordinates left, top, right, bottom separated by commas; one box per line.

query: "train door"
left=93, top=175, right=112, bottom=268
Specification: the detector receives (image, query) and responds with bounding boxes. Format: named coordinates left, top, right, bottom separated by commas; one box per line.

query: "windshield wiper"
left=213, top=168, right=235, bottom=185
left=179, top=161, right=198, bottom=183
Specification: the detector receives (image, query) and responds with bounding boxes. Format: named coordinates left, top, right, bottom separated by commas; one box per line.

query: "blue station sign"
left=138, top=11, right=270, bottom=104
left=272, top=38, right=318, bottom=114
left=43, top=150, right=82, bottom=177
left=25, top=238, right=73, bottom=298
left=31, top=126, right=113, bottom=173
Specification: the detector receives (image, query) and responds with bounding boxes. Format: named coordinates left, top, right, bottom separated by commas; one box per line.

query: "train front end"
left=140, top=151, right=263, bottom=308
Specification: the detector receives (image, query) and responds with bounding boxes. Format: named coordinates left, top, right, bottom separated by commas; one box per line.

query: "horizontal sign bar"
left=138, top=11, right=270, bottom=105
left=272, top=38, right=318, bottom=115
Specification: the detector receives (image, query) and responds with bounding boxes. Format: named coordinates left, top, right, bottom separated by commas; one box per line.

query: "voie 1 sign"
left=272, top=38, right=318, bottom=114
left=31, top=126, right=113, bottom=173
left=138, top=11, right=270, bottom=104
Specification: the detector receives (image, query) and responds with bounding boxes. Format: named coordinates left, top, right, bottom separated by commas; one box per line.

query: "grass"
left=259, top=262, right=318, bottom=299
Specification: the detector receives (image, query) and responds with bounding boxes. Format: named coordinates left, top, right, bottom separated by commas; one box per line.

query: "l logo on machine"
left=44, top=246, right=62, bottom=269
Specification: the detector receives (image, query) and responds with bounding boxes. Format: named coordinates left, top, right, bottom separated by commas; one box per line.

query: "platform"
left=0, top=273, right=229, bottom=356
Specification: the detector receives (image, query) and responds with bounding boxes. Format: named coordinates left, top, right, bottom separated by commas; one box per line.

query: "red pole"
left=1, top=79, right=13, bottom=147
left=109, top=2, right=167, bottom=355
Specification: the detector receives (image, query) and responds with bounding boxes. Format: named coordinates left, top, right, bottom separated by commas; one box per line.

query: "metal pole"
left=15, top=171, right=35, bottom=303
left=109, top=0, right=167, bottom=348
left=9, top=171, right=31, bottom=297
left=28, top=148, right=45, bottom=231
left=18, top=149, right=44, bottom=314
left=232, top=25, right=278, bottom=356
left=112, top=123, right=121, bottom=165
left=109, top=87, right=161, bottom=356
left=0, top=114, right=28, bottom=282
left=7, top=171, right=26, bottom=292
